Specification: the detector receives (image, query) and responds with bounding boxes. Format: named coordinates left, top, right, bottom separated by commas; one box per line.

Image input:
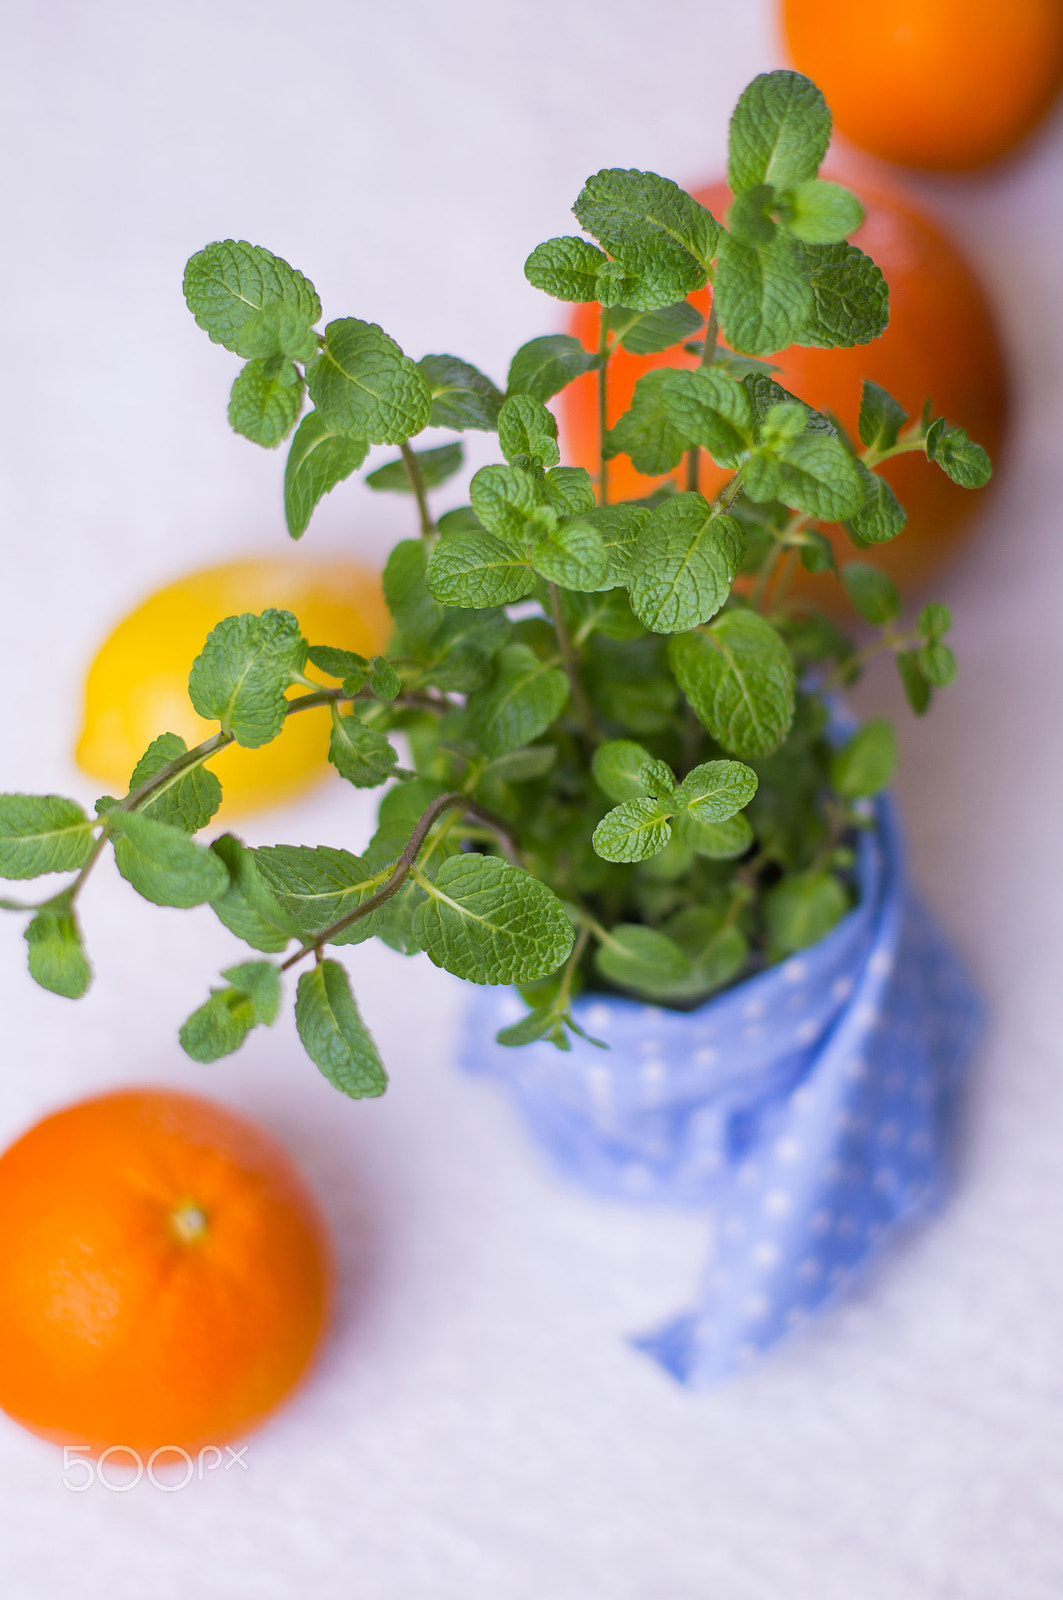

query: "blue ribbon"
left=461, top=799, right=982, bottom=1384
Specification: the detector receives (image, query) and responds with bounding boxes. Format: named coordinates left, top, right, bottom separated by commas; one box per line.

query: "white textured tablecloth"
left=2, top=3, right=1062, bottom=1595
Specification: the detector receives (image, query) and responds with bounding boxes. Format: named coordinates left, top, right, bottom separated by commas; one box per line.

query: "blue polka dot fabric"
left=461, top=798, right=982, bottom=1385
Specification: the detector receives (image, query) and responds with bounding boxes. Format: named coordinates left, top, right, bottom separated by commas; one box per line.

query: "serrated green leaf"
left=925, top=420, right=992, bottom=488
left=0, top=795, right=96, bottom=879
left=412, top=853, right=574, bottom=984
left=307, top=318, right=432, bottom=444
left=506, top=334, right=597, bottom=403
left=777, top=179, right=864, bottom=245
left=896, top=649, right=932, bottom=715
left=254, top=844, right=383, bottom=947
left=420, top=606, right=510, bottom=692
left=661, top=905, right=749, bottom=997
left=417, top=354, right=503, bottom=431
left=617, top=300, right=704, bottom=355
left=524, top=235, right=609, bottom=302
left=295, top=960, right=388, bottom=1098
left=591, top=739, right=654, bottom=802
left=672, top=758, right=758, bottom=822
left=659, top=367, right=754, bottom=465
left=797, top=243, right=889, bottom=349
left=436, top=505, right=485, bottom=538
left=183, top=240, right=321, bottom=355
left=497, top=394, right=560, bottom=469
left=727, top=184, right=779, bottom=249
left=919, top=640, right=957, bottom=688
left=109, top=810, right=229, bottom=908
left=606, top=368, right=691, bottom=476
left=669, top=611, right=796, bottom=759
left=582, top=505, right=649, bottom=586
left=179, top=961, right=281, bottom=1064
left=917, top=603, right=952, bottom=641
left=765, top=870, right=848, bottom=956
left=188, top=608, right=306, bottom=748
left=495, top=1008, right=561, bottom=1046
left=368, top=656, right=400, bottom=701
left=425, top=531, right=534, bottom=608
left=573, top=169, right=720, bottom=293
left=283, top=411, right=368, bottom=540
left=831, top=719, right=897, bottom=798
left=746, top=429, right=865, bottom=521
left=675, top=809, right=754, bottom=859
left=208, top=834, right=299, bottom=953
left=125, top=733, right=221, bottom=833
left=469, top=462, right=547, bottom=543
left=306, top=645, right=369, bottom=681
left=594, top=923, right=690, bottom=995
left=530, top=520, right=609, bottom=591
left=858, top=381, right=908, bottom=451
left=637, top=758, right=676, bottom=800
left=24, top=902, right=91, bottom=998
left=841, top=562, right=900, bottom=625
left=713, top=230, right=812, bottom=357
left=365, top=441, right=463, bottom=493
left=743, top=372, right=834, bottom=433
left=543, top=466, right=596, bottom=517
left=848, top=462, right=906, bottom=544
left=383, top=539, right=445, bottom=653
left=329, top=711, right=399, bottom=788
left=728, top=70, right=831, bottom=196
left=467, top=643, right=570, bottom=757
left=592, top=797, right=673, bottom=863
left=627, top=496, right=744, bottom=634
left=234, top=300, right=318, bottom=362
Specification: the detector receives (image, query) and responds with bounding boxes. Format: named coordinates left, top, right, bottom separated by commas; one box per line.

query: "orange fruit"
left=0, top=1089, right=332, bottom=1457
left=76, top=557, right=391, bottom=817
left=782, top=0, right=1063, bottom=171
left=559, top=175, right=1007, bottom=597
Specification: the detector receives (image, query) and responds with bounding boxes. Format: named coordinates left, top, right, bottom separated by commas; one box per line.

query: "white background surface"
left=2, top=2, right=1063, bottom=1595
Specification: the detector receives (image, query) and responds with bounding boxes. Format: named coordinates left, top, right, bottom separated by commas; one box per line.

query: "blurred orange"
left=782, top=0, right=1063, bottom=170
left=77, top=556, right=391, bottom=816
left=560, top=175, right=1007, bottom=597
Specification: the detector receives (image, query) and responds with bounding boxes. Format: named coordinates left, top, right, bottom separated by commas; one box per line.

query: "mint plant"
left=0, top=72, right=990, bottom=1097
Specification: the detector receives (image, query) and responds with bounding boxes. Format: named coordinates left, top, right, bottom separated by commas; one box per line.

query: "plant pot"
left=462, top=799, right=982, bottom=1384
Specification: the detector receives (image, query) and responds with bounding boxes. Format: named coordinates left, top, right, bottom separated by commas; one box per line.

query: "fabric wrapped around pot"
left=462, top=799, right=982, bottom=1385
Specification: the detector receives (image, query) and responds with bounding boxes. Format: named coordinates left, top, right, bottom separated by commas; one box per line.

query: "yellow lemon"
left=76, top=557, right=391, bottom=816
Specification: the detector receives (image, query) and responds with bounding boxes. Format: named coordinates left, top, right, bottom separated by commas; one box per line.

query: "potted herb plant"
left=0, top=71, right=989, bottom=1381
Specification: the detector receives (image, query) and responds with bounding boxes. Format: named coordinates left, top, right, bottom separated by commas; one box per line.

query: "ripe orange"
left=76, top=557, right=391, bottom=817
left=782, top=0, right=1063, bottom=171
left=560, top=175, right=1008, bottom=597
left=0, top=1089, right=332, bottom=1457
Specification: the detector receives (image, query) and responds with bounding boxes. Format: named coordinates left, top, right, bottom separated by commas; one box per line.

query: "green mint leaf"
left=295, top=959, right=388, bottom=1098
left=419, top=607, right=509, bottom=693
left=675, top=810, right=754, bottom=859
left=713, top=230, right=812, bottom=356
left=329, top=712, right=399, bottom=789
left=497, top=394, right=560, bottom=469
left=283, top=411, right=368, bottom=540
left=638, top=758, right=676, bottom=800
left=662, top=904, right=749, bottom=996
left=436, top=505, right=485, bottom=538
left=0, top=795, right=96, bottom=879
left=573, top=169, right=720, bottom=289
left=743, top=371, right=834, bottom=434
left=368, top=656, right=401, bottom=701
left=672, top=758, right=758, bottom=822
left=412, top=853, right=574, bottom=984
left=727, top=184, right=779, bottom=249
left=626, top=497, right=744, bottom=634
left=797, top=243, right=889, bottom=348
left=799, top=528, right=836, bottom=573
left=234, top=300, right=318, bottom=362
left=727, top=71, right=831, bottom=196
left=179, top=961, right=281, bottom=1064
left=483, top=746, right=559, bottom=787
left=746, top=430, right=865, bottom=521
left=925, top=421, right=992, bottom=488
left=776, top=179, right=864, bottom=245
left=530, top=520, right=609, bottom=591
left=109, top=811, right=229, bottom=908
left=506, top=334, right=597, bottom=403
left=606, top=368, right=691, bottom=476
left=383, top=539, right=445, bottom=654
left=669, top=610, right=797, bottom=759
left=896, top=649, right=933, bottom=715
left=366, top=441, right=463, bottom=493
left=758, top=401, right=808, bottom=447
left=467, top=643, right=570, bottom=757
left=765, top=870, right=848, bottom=956
left=848, top=462, right=907, bottom=544
left=126, top=733, right=222, bottom=833
left=306, top=645, right=369, bottom=680
left=919, top=640, right=957, bottom=688
left=524, top=235, right=609, bottom=302
left=594, top=923, right=690, bottom=996
left=917, top=603, right=952, bottom=641
left=615, top=300, right=704, bottom=356
left=426, top=532, right=535, bottom=608
left=24, top=902, right=91, bottom=998
left=306, top=319, right=432, bottom=444
left=469, top=462, right=548, bottom=542
left=583, top=505, right=650, bottom=586
left=658, top=367, right=755, bottom=465
left=495, top=1008, right=562, bottom=1047
left=255, top=844, right=382, bottom=947
left=858, top=380, right=908, bottom=451
left=544, top=466, right=596, bottom=517
left=841, top=562, right=901, bottom=625
left=182, top=240, right=321, bottom=355
left=208, top=834, right=299, bottom=952
left=592, top=798, right=672, bottom=863
left=417, top=354, right=503, bottom=431
left=591, top=739, right=654, bottom=802
left=188, top=608, right=307, bottom=748
left=831, top=718, right=897, bottom=798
